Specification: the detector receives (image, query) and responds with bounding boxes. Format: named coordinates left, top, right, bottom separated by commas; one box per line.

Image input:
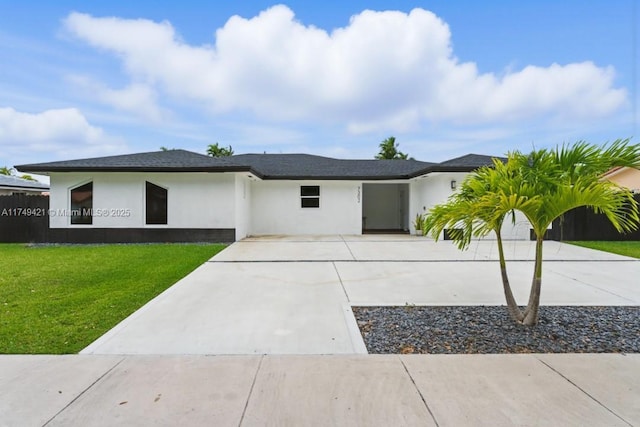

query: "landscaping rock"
left=352, top=305, right=640, bottom=354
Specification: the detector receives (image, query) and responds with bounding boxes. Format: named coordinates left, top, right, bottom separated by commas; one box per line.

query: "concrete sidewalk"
left=1, top=354, right=637, bottom=426
left=81, top=236, right=640, bottom=355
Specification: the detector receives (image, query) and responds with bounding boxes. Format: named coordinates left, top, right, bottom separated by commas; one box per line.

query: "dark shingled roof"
left=0, top=174, right=49, bottom=191
left=430, top=154, right=505, bottom=171
left=15, top=150, right=246, bottom=173
left=16, top=150, right=502, bottom=180
left=227, top=154, right=435, bottom=180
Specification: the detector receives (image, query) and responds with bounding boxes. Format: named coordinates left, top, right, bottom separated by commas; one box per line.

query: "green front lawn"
left=0, top=243, right=226, bottom=354
left=568, top=241, right=640, bottom=259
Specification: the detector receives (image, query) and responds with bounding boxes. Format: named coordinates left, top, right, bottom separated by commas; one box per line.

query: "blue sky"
left=1, top=0, right=638, bottom=174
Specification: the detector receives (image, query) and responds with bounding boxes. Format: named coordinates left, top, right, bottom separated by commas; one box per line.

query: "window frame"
left=70, top=181, right=93, bottom=225
left=300, top=185, right=320, bottom=209
left=145, top=181, right=168, bottom=225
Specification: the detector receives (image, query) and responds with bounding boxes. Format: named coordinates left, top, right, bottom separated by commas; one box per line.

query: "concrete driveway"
left=81, top=235, right=640, bottom=355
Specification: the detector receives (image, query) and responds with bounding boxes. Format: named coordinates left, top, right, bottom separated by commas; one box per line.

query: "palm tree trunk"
left=496, top=230, right=524, bottom=322
left=523, top=236, right=544, bottom=326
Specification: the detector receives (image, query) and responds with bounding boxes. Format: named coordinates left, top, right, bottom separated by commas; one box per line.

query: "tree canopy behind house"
left=375, top=136, right=409, bottom=160
left=1, top=165, right=36, bottom=181
left=207, top=143, right=234, bottom=157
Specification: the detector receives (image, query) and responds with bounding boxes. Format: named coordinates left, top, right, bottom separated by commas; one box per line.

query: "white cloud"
left=68, top=76, right=165, bottom=122
left=0, top=107, right=126, bottom=160
left=63, top=6, right=627, bottom=133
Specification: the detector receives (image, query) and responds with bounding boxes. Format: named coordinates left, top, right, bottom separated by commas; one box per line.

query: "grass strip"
left=567, top=241, right=640, bottom=259
left=0, top=243, right=226, bottom=353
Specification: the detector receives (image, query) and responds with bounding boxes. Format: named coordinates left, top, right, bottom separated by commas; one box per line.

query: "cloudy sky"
left=1, top=0, right=638, bottom=173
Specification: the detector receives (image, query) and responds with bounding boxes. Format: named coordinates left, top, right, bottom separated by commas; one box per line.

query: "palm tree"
left=1, top=165, right=37, bottom=181
left=425, top=140, right=640, bottom=326
left=207, top=142, right=234, bottom=157
left=375, top=136, right=409, bottom=160
left=506, top=141, right=640, bottom=325
left=0, top=166, right=15, bottom=176
left=425, top=160, right=538, bottom=323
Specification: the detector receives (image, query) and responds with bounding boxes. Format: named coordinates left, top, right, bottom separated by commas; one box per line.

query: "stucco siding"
left=250, top=180, right=361, bottom=235
left=48, top=172, right=235, bottom=229
left=411, top=172, right=466, bottom=218
left=411, top=172, right=532, bottom=240
left=234, top=174, right=252, bottom=240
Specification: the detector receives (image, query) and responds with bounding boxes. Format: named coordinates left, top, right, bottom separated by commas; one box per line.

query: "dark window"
left=301, top=185, right=320, bottom=208
left=146, top=182, right=168, bottom=224
left=70, top=182, right=93, bottom=225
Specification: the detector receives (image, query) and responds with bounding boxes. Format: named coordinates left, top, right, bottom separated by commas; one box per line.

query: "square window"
left=300, top=186, right=320, bottom=197
left=301, top=185, right=320, bottom=208
left=301, top=197, right=320, bottom=208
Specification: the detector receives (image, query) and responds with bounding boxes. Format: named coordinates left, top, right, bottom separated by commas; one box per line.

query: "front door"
left=362, top=183, right=409, bottom=232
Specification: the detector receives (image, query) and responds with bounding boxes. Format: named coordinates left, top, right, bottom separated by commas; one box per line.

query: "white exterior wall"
left=48, top=172, right=235, bottom=229
left=46, top=169, right=533, bottom=240
left=249, top=180, right=362, bottom=235
left=234, top=174, right=253, bottom=239
left=410, top=172, right=465, bottom=222
left=410, top=172, right=532, bottom=240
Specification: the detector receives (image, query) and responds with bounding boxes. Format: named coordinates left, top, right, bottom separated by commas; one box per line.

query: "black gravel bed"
left=352, top=305, right=640, bottom=354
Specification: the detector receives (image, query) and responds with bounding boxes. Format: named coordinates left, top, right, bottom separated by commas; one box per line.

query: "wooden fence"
left=0, top=194, right=49, bottom=243
left=547, top=194, right=640, bottom=241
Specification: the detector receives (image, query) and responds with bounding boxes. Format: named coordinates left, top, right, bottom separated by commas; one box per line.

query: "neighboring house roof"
left=0, top=174, right=49, bottom=191
left=602, top=166, right=640, bottom=192
left=16, top=150, right=500, bottom=180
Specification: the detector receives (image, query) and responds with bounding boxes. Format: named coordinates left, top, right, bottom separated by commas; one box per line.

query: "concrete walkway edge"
left=1, top=354, right=637, bottom=426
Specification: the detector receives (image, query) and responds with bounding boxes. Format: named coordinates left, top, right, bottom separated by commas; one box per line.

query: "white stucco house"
left=16, top=149, right=532, bottom=243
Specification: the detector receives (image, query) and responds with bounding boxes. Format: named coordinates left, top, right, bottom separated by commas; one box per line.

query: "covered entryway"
left=362, top=183, right=409, bottom=233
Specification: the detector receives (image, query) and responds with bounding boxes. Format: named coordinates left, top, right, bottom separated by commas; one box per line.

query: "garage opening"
left=362, top=183, right=409, bottom=233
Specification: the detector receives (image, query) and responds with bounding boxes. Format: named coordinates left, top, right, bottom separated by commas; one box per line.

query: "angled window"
left=300, top=185, right=320, bottom=208
left=70, top=182, right=93, bottom=225
left=146, top=181, right=168, bottom=225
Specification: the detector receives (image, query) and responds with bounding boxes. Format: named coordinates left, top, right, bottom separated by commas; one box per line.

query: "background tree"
left=0, top=165, right=36, bottom=181
left=424, top=139, right=640, bottom=326
left=375, top=136, right=408, bottom=160
left=207, top=142, right=234, bottom=157
left=1, top=166, right=15, bottom=176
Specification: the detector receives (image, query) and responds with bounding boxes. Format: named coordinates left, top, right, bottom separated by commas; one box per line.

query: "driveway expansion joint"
left=332, top=261, right=350, bottom=301
left=339, top=234, right=358, bottom=260
left=399, top=356, right=440, bottom=427
left=42, top=356, right=126, bottom=427
left=238, top=355, right=264, bottom=427
left=536, top=357, right=634, bottom=427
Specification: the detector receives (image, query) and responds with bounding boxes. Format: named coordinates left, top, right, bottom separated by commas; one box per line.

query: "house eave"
left=0, top=184, right=49, bottom=191
left=425, top=166, right=479, bottom=173
left=259, top=174, right=416, bottom=181
left=16, top=165, right=259, bottom=176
